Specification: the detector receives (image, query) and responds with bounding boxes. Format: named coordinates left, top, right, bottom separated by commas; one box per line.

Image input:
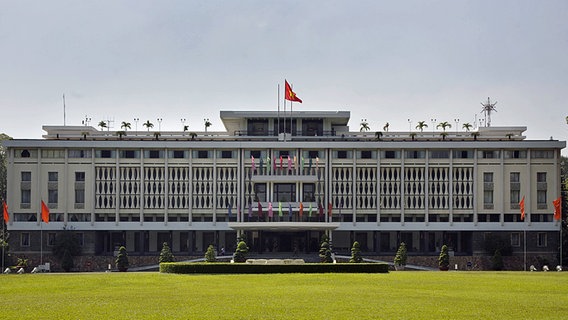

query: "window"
left=537, top=172, right=547, bottom=209
left=21, top=233, right=30, bottom=247
left=148, top=150, right=161, bottom=158
left=75, top=189, right=85, bottom=206
left=481, top=150, right=499, bottom=159
left=505, top=150, right=526, bottom=159
left=511, top=233, right=521, bottom=247
left=303, top=184, right=315, bottom=202
left=308, top=151, right=319, bottom=158
left=510, top=172, right=520, bottom=208
left=337, top=151, right=348, bottom=159
left=250, top=150, right=261, bottom=158
left=537, top=233, right=547, bottom=247
left=120, top=150, right=137, bottom=158
left=69, top=149, right=91, bottom=158
left=172, top=150, right=185, bottom=159
left=406, top=150, right=425, bottom=159
left=197, top=150, right=209, bottom=159
left=273, top=183, right=296, bottom=202
left=453, top=150, right=473, bottom=159
left=254, top=183, right=267, bottom=202
left=20, top=149, right=31, bottom=158
left=221, top=151, right=233, bottom=159
left=21, top=189, right=31, bottom=205
left=21, top=171, right=31, bottom=181
left=430, top=150, right=449, bottom=159
left=99, top=150, right=113, bottom=158
left=42, top=149, right=65, bottom=158
left=483, top=172, right=493, bottom=209
left=360, top=150, right=372, bottom=159
left=48, top=189, right=58, bottom=204
left=48, top=233, right=56, bottom=246
left=532, top=150, right=554, bottom=158
left=48, top=172, right=58, bottom=182
left=75, top=172, right=85, bottom=182
left=383, top=150, right=398, bottom=159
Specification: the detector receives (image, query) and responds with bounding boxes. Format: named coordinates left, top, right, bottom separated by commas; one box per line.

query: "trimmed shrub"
left=159, top=242, right=175, bottom=263
left=115, top=246, right=129, bottom=272
left=394, top=242, right=407, bottom=267
left=349, top=241, right=362, bottom=263
left=233, top=241, right=249, bottom=263
left=491, top=249, right=504, bottom=271
left=438, top=244, right=450, bottom=270
left=205, top=244, right=216, bottom=262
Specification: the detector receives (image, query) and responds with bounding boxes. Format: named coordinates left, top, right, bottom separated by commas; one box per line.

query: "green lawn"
left=1, top=271, right=567, bottom=319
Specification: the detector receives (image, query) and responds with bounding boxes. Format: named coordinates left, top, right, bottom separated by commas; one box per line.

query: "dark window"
left=308, top=151, right=319, bottom=158
left=430, top=150, right=449, bottom=158
left=337, top=151, right=348, bottom=159
left=221, top=151, right=233, bottom=159
left=21, top=189, right=31, bottom=204
left=21, top=150, right=30, bottom=157
left=173, top=150, right=185, bottom=158
left=101, top=150, right=112, bottom=158
left=48, top=189, right=58, bottom=204
left=384, top=151, right=396, bottom=159
left=149, top=150, right=160, bottom=158
left=254, top=183, right=267, bottom=202
left=75, top=189, right=85, bottom=204
left=197, top=150, right=209, bottom=159
left=75, top=172, right=85, bottom=182
left=21, top=172, right=31, bottom=181
left=279, top=150, right=289, bottom=157
left=361, top=151, right=372, bottom=159
left=273, top=183, right=296, bottom=202
left=48, top=172, right=58, bottom=182
left=303, top=184, right=315, bottom=202
left=453, top=150, right=472, bottom=159
left=250, top=150, right=261, bottom=158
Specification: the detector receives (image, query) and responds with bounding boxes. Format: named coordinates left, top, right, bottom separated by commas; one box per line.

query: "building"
left=3, top=110, right=565, bottom=270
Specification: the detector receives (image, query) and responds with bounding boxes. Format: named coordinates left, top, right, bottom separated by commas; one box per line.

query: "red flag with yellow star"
left=285, top=80, right=302, bottom=103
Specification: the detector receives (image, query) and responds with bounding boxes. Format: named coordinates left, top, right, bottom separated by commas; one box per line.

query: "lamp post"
left=430, top=118, right=437, bottom=132
left=204, top=118, right=210, bottom=132
left=83, top=115, right=91, bottom=126
left=454, top=118, right=460, bottom=133
left=134, top=118, right=139, bottom=133
left=408, top=119, right=412, bottom=132
left=157, top=118, right=163, bottom=131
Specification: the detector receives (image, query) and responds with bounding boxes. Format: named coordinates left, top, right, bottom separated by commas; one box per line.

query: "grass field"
left=1, top=271, right=567, bottom=319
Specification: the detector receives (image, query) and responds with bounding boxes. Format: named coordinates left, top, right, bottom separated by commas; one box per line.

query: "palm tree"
left=204, top=119, right=212, bottom=132
left=153, top=132, right=161, bottom=140
left=409, top=132, right=417, bottom=141
left=415, top=121, right=428, bottom=132
left=375, top=131, right=383, bottom=141
left=471, top=132, right=480, bottom=141
left=189, top=132, right=197, bottom=140
left=121, top=121, right=131, bottom=131
left=183, top=125, right=189, bottom=132
left=116, top=131, right=126, bottom=140
left=143, top=120, right=154, bottom=131
left=360, top=120, right=370, bottom=132
left=436, top=121, right=452, bottom=131
left=462, top=123, right=472, bottom=132
left=98, top=121, right=107, bottom=131
left=383, top=122, right=389, bottom=132
left=440, top=132, right=448, bottom=141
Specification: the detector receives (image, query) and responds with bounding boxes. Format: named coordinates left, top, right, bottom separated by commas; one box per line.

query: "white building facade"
left=3, top=110, right=565, bottom=269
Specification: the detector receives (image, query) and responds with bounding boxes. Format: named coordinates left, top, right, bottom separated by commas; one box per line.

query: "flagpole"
left=283, top=81, right=286, bottom=140
left=40, top=220, right=43, bottom=265
left=2, top=217, right=5, bottom=272
left=523, top=228, right=526, bottom=271
left=277, top=84, right=280, bottom=136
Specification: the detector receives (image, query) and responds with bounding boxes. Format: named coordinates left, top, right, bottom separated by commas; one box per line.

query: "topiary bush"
left=438, top=244, right=450, bottom=271
left=319, top=238, right=333, bottom=263
left=205, top=244, right=217, bottom=262
left=394, top=242, right=407, bottom=268
left=159, top=242, right=175, bottom=263
left=115, top=246, right=129, bottom=272
left=233, top=241, right=249, bottom=263
left=349, top=241, right=362, bottom=263
left=491, top=249, right=504, bottom=271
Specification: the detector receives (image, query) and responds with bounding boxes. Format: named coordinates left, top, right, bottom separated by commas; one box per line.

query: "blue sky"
left=1, top=1, right=566, bottom=152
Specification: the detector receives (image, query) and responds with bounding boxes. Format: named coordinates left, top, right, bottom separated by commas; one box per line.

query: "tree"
left=183, top=125, right=189, bottom=132
left=415, top=121, right=428, bottom=132
left=98, top=121, right=107, bottom=130
left=471, top=132, right=480, bottom=141
left=233, top=241, right=248, bottom=263
left=409, top=132, right=417, bottom=141
left=116, top=131, right=126, bottom=140
left=52, top=230, right=82, bottom=272
left=383, top=122, right=389, bottom=132
left=360, top=120, right=370, bottom=132
left=440, top=132, right=448, bottom=141
left=394, top=242, right=407, bottom=268
left=121, top=121, right=131, bottom=131
left=375, top=131, right=383, bottom=141
left=189, top=132, right=197, bottom=140
left=319, top=234, right=333, bottom=263
left=462, top=123, right=473, bottom=132
left=143, top=120, right=154, bottom=131
left=438, top=244, right=450, bottom=270
left=159, top=242, right=174, bottom=263
left=205, top=244, right=216, bottom=262
left=115, top=246, right=129, bottom=271
left=349, top=241, right=362, bottom=263
left=204, top=119, right=212, bottom=132
left=491, top=249, right=504, bottom=271
left=436, top=121, right=452, bottom=131
left=153, top=132, right=161, bottom=140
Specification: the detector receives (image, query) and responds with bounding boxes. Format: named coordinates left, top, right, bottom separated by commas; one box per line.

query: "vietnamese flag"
left=2, top=201, right=8, bottom=222
left=284, top=80, right=302, bottom=103
left=328, top=202, right=333, bottom=217
left=519, top=196, right=525, bottom=221
left=299, top=202, right=304, bottom=218
left=553, top=197, right=562, bottom=221
left=41, top=200, right=50, bottom=223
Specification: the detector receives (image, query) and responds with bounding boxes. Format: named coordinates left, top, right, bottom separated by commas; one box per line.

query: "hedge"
left=160, top=263, right=389, bottom=274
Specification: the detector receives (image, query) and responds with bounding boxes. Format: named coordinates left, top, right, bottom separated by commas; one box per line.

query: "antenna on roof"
left=480, top=97, right=497, bottom=127
left=63, top=94, right=66, bottom=126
